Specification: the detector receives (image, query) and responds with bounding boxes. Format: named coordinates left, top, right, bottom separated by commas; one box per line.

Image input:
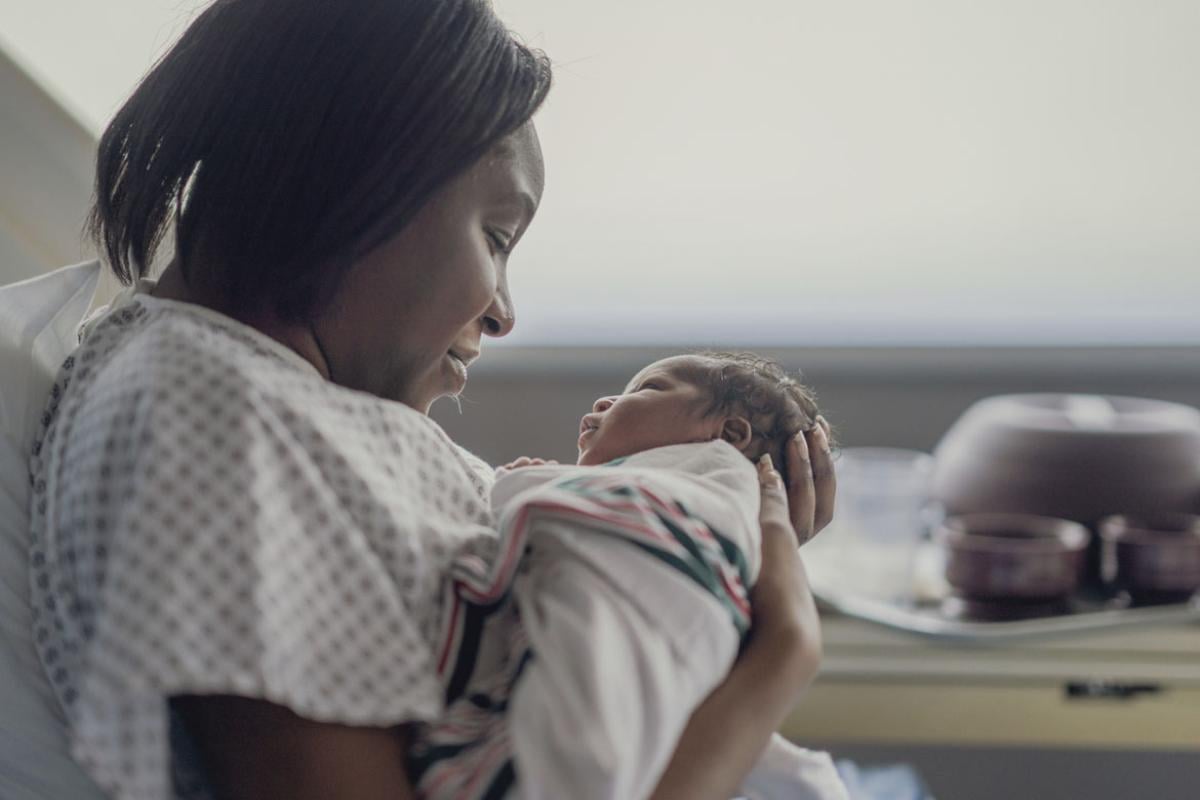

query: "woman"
left=28, top=1, right=836, bottom=798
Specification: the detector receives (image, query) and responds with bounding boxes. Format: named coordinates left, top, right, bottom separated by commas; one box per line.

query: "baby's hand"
left=496, top=456, right=559, bottom=476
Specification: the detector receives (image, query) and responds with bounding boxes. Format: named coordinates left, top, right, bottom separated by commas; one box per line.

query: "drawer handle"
left=1064, top=680, right=1163, bottom=700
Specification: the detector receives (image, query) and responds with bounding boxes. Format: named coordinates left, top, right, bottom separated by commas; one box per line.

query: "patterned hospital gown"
left=27, top=293, right=498, bottom=800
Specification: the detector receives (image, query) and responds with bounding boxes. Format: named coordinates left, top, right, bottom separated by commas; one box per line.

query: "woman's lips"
left=449, top=347, right=480, bottom=365
left=445, top=351, right=469, bottom=384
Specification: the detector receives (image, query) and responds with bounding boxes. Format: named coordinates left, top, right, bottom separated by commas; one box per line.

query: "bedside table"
left=783, top=613, right=1200, bottom=750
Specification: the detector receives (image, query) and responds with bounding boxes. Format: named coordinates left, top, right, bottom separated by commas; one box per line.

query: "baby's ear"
left=718, top=417, right=754, bottom=452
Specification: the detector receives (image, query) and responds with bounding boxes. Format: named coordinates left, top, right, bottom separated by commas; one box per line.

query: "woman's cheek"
left=461, top=245, right=501, bottom=311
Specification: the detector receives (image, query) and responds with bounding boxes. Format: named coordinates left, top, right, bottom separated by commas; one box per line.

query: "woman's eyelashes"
left=485, top=227, right=515, bottom=255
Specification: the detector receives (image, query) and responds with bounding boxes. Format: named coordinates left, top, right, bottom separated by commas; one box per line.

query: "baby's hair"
left=685, top=351, right=827, bottom=487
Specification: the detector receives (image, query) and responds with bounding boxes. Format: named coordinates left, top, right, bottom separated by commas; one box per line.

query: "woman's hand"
left=780, top=416, right=836, bottom=546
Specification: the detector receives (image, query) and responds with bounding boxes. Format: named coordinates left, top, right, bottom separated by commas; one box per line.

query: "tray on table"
left=806, top=542, right=1200, bottom=643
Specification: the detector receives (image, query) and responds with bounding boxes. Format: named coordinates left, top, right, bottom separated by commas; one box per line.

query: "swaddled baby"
left=574, top=351, right=822, bottom=483
left=410, top=352, right=848, bottom=800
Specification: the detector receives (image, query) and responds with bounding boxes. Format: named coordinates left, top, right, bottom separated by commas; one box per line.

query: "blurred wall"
left=0, top=47, right=94, bottom=284
left=432, top=345, right=1200, bottom=466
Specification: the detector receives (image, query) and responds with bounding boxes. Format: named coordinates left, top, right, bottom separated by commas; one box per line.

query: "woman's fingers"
left=806, top=421, right=837, bottom=534
left=783, top=416, right=837, bottom=544
left=783, top=432, right=816, bottom=544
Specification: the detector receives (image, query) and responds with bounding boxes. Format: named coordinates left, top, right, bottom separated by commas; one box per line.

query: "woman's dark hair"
left=88, top=0, right=552, bottom=321
left=686, top=351, right=830, bottom=487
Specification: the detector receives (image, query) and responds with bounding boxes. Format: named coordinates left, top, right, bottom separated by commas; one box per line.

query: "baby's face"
left=577, top=355, right=718, bottom=466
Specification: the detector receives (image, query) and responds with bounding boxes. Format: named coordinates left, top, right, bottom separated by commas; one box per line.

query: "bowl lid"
left=965, top=394, right=1200, bottom=435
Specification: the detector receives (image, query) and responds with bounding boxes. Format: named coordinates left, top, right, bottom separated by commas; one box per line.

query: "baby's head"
left=577, top=352, right=822, bottom=483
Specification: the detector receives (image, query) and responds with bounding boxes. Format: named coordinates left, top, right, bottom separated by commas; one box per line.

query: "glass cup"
left=824, top=447, right=936, bottom=603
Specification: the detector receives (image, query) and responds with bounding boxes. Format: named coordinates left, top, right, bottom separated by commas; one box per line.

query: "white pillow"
left=0, top=260, right=108, bottom=799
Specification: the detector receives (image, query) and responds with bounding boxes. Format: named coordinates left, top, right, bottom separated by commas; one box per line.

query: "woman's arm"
left=172, top=695, right=415, bottom=800
left=651, top=425, right=835, bottom=800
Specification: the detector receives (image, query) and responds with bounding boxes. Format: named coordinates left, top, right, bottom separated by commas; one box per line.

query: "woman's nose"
left=482, top=277, right=516, bottom=338
left=593, top=396, right=616, bottom=413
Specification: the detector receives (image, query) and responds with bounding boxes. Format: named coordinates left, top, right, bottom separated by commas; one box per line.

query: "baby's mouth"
left=578, top=416, right=600, bottom=450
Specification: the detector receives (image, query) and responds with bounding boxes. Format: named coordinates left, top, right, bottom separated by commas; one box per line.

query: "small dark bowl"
left=1099, top=513, right=1200, bottom=603
left=938, top=513, right=1090, bottom=601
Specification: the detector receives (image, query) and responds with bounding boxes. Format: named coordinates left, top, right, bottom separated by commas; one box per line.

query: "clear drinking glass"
left=825, top=447, right=935, bottom=603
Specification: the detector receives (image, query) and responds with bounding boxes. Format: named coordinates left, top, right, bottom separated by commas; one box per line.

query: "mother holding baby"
left=27, top=1, right=836, bottom=798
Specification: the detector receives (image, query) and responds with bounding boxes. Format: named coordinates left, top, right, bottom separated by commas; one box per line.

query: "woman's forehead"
left=481, top=126, right=545, bottom=205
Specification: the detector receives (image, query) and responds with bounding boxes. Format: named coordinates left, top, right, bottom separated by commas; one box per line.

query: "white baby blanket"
left=411, top=440, right=848, bottom=800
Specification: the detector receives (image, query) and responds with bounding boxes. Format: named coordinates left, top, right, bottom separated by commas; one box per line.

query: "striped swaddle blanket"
left=410, top=441, right=846, bottom=800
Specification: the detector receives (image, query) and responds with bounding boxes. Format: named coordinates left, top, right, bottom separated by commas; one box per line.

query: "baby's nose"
left=593, top=396, right=616, bottom=413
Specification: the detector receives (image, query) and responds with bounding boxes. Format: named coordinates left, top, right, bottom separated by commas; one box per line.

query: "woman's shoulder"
left=32, top=296, right=468, bottom=506
left=64, top=295, right=409, bottom=438
left=88, top=295, right=326, bottom=398
left=41, top=294, right=489, bottom=495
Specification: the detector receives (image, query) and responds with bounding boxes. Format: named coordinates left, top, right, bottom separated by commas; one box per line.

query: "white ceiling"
left=3, top=1, right=1199, bottom=344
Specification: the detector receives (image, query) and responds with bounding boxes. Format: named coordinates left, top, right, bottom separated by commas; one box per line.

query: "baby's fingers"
left=498, top=456, right=561, bottom=474
left=757, top=454, right=791, bottom=530
left=757, top=452, right=784, bottom=490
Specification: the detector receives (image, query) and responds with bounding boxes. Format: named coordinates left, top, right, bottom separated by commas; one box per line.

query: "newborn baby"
left=410, top=352, right=847, bottom=800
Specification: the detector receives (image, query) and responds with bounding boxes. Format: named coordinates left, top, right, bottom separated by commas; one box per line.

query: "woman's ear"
left=718, top=417, right=754, bottom=452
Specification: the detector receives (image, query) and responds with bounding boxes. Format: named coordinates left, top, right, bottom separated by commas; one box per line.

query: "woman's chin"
left=411, top=355, right=467, bottom=410
left=406, top=373, right=465, bottom=414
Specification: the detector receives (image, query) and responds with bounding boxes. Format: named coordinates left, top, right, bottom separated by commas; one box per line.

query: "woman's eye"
left=486, top=228, right=514, bottom=254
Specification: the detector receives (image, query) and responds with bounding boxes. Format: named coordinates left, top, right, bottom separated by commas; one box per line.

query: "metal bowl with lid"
left=932, top=394, right=1200, bottom=525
